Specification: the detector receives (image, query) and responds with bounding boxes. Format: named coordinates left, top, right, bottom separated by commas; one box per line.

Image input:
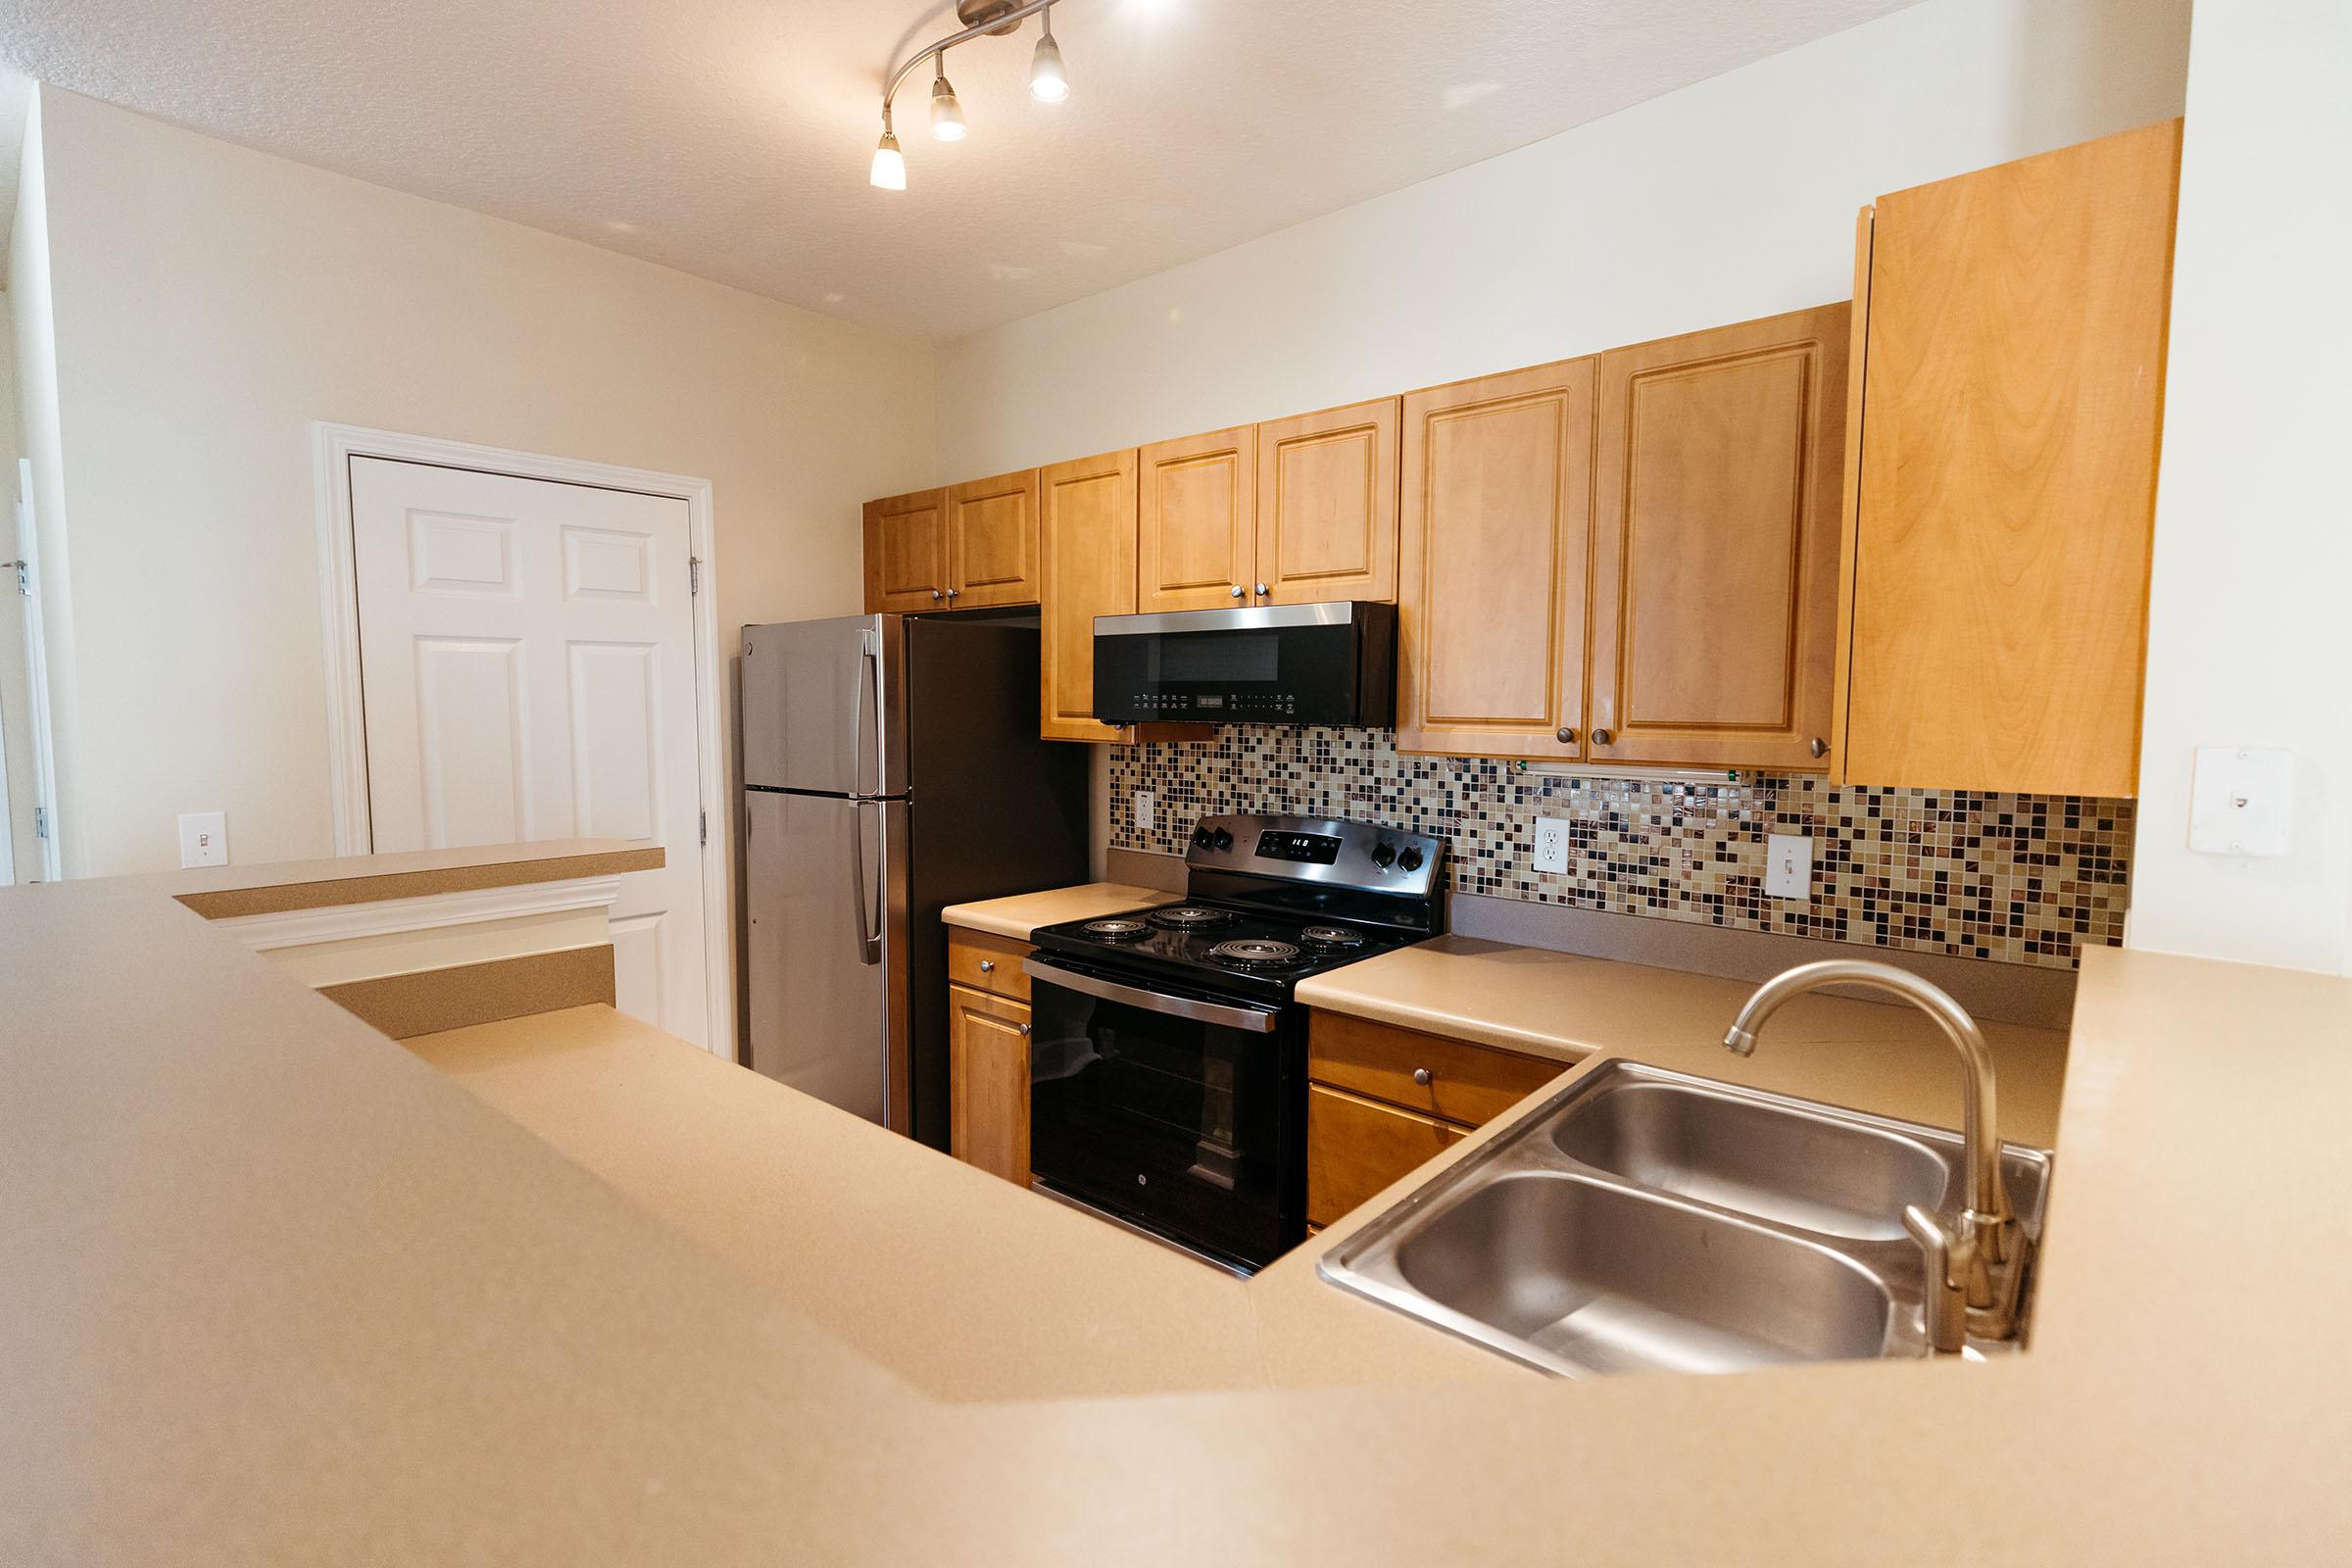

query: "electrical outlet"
left=1765, top=832, right=1812, bottom=901
left=1532, top=816, right=1571, bottom=874
left=178, top=810, right=229, bottom=868
left=2188, top=746, right=2291, bottom=857
left=1133, top=790, right=1154, bottom=831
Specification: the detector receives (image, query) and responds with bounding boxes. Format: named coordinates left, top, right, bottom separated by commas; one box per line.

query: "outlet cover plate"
left=1533, top=816, right=1570, bottom=874
left=2189, top=746, right=2291, bottom=857
left=1133, top=790, right=1154, bottom=832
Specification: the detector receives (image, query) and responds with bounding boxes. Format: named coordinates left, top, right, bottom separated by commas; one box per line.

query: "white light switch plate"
left=2189, top=746, right=2291, bottom=857
left=1532, top=816, right=1570, bottom=874
left=1133, top=790, right=1154, bottom=831
left=178, top=810, right=229, bottom=868
left=1765, top=832, right=1813, bottom=900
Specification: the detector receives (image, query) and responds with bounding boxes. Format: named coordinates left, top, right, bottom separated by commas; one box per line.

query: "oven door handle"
left=1022, top=958, right=1279, bottom=1034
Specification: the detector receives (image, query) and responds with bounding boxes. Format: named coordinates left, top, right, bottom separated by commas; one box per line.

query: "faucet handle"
left=1903, top=1204, right=1969, bottom=1355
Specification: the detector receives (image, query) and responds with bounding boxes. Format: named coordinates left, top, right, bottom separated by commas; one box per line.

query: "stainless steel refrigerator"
left=740, top=613, right=1088, bottom=1149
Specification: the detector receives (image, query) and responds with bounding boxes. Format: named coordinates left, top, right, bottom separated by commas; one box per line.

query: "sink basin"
left=1550, top=1078, right=1948, bottom=1241
left=1394, top=1174, right=1895, bottom=1375
left=1320, top=1059, right=2053, bottom=1377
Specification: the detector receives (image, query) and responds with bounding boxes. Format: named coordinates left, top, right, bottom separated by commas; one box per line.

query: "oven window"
left=1146, top=630, right=1280, bottom=683
left=1027, top=972, right=1299, bottom=1267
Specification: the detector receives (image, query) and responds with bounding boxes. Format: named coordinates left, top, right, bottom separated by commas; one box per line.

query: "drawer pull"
left=978, top=958, right=996, bottom=973
left=1412, top=1067, right=1433, bottom=1087
left=1019, top=1022, right=1032, bottom=1036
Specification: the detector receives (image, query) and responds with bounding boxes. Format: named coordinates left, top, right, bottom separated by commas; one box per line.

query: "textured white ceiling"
left=0, top=0, right=1922, bottom=341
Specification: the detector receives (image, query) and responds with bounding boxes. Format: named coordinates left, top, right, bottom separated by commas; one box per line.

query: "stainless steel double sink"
left=1318, top=1060, right=2052, bottom=1377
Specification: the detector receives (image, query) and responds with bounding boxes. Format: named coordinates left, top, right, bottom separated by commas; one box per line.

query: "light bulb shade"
left=1029, top=30, right=1068, bottom=102
left=929, top=75, right=967, bottom=141
left=870, top=130, right=906, bottom=189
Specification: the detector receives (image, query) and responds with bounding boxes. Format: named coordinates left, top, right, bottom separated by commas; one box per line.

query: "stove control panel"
left=1182, top=812, right=1445, bottom=900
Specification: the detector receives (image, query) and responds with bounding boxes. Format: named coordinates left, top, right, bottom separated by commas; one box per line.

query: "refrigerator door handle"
left=852, top=627, right=878, bottom=797
left=850, top=799, right=882, bottom=967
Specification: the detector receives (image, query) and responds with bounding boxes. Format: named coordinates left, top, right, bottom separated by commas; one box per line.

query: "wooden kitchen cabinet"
left=1304, top=1009, right=1558, bottom=1230
left=949, top=983, right=1032, bottom=1188
left=948, top=928, right=1032, bottom=1001
left=1395, top=360, right=1595, bottom=760
left=1586, top=304, right=1849, bottom=770
left=1254, top=398, right=1400, bottom=604
left=943, top=468, right=1041, bottom=610
left=1835, top=119, right=2181, bottom=797
left=1137, top=425, right=1257, bottom=612
left=861, top=487, right=949, bottom=612
left=1038, top=448, right=1147, bottom=743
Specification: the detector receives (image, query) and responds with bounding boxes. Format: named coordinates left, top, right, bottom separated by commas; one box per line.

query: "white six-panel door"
left=350, top=457, right=708, bottom=1045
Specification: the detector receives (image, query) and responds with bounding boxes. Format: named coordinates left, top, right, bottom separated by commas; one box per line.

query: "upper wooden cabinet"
left=1396, top=361, right=1595, bottom=760
left=1138, top=425, right=1257, bottom=612
left=944, top=468, right=1041, bottom=610
left=1587, top=304, right=1849, bottom=770
left=1835, top=120, right=2180, bottom=797
left=1255, top=398, right=1400, bottom=604
left=861, top=488, right=949, bottom=612
left=1039, top=448, right=1145, bottom=743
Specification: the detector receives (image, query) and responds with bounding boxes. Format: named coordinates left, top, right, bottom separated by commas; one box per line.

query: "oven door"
left=1024, top=956, right=1301, bottom=1270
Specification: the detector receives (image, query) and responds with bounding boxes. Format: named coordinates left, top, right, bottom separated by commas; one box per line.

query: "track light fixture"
left=870, top=0, right=1076, bottom=190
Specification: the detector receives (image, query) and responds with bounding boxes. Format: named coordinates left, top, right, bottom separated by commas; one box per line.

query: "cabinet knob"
left=929, top=589, right=945, bottom=601
left=1556, top=726, right=1578, bottom=745
left=978, top=958, right=995, bottom=973
left=945, top=587, right=960, bottom=600
left=1229, top=584, right=1246, bottom=598
left=1254, top=582, right=1270, bottom=596
left=1412, top=1067, right=1433, bottom=1087
left=1809, top=736, right=1829, bottom=760
left=1018, top=1022, right=1033, bottom=1036
left=1592, top=728, right=1614, bottom=746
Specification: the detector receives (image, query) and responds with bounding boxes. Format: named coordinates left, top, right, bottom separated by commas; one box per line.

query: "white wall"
left=2126, top=0, right=2352, bottom=976
left=0, top=282, right=29, bottom=875
left=27, top=86, right=936, bottom=878
left=935, top=0, right=2191, bottom=476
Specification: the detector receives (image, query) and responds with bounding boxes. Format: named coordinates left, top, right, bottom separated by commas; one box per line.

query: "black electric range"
left=1024, top=813, right=1445, bottom=1274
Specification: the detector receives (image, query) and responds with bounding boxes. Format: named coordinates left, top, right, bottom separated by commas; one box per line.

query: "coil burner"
left=1148, top=905, right=1237, bottom=931
left=1080, top=918, right=1152, bottom=942
left=1207, top=938, right=1303, bottom=968
left=1298, top=925, right=1367, bottom=952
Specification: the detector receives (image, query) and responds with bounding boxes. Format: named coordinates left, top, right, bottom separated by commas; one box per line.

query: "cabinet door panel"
left=862, top=489, right=948, bottom=613
left=1038, top=449, right=1140, bottom=743
left=1307, top=1084, right=1463, bottom=1230
left=1138, top=426, right=1256, bottom=612
left=1255, top=398, right=1398, bottom=604
left=946, top=468, right=1040, bottom=609
left=1396, top=361, right=1594, bottom=760
left=950, top=986, right=1031, bottom=1187
left=1841, top=120, right=2179, bottom=796
left=1588, top=304, right=1848, bottom=769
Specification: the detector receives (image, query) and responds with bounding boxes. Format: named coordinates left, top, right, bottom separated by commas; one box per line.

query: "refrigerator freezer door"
left=739, top=615, right=907, bottom=796
left=744, top=790, right=910, bottom=1126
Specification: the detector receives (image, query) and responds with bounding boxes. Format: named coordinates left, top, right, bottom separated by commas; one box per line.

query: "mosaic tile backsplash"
left=1108, top=727, right=2134, bottom=971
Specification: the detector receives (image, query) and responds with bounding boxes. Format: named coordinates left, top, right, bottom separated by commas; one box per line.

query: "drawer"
left=1308, top=1009, right=1560, bottom=1126
left=948, top=928, right=1032, bottom=1000
left=1307, top=1083, right=1465, bottom=1230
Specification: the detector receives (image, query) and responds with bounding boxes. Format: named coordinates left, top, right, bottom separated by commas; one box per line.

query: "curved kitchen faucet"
left=1725, top=959, right=2027, bottom=1353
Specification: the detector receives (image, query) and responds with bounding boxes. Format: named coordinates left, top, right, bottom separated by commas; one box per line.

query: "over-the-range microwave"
left=1092, top=601, right=1396, bottom=727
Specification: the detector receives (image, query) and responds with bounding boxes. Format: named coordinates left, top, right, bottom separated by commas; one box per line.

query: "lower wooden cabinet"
left=949, top=983, right=1032, bottom=1188
left=1304, top=1009, right=1557, bottom=1229
left=1307, top=1084, right=1463, bottom=1228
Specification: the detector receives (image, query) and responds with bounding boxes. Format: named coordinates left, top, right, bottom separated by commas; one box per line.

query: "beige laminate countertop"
left=11, top=867, right=2352, bottom=1562
left=140, top=836, right=664, bottom=918
left=940, top=880, right=1170, bottom=940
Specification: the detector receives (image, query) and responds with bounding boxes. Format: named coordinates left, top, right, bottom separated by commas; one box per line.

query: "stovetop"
left=1027, top=813, right=1447, bottom=1005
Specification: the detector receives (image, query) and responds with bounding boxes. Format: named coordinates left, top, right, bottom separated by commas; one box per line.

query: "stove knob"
left=1192, top=826, right=1216, bottom=851
left=1370, top=841, right=1396, bottom=868
left=1211, top=827, right=1234, bottom=852
left=1397, top=846, right=1425, bottom=873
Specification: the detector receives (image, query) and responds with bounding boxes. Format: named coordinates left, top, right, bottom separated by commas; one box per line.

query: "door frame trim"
left=310, top=421, right=735, bottom=1060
